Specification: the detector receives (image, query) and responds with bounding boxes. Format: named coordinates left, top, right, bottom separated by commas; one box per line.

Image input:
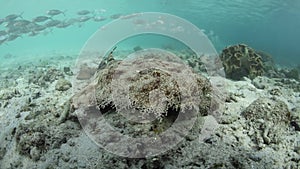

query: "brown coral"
left=220, top=44, right=264, bottom=80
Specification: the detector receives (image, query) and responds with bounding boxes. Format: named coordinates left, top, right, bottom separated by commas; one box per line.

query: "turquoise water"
left=1, top=0, right=300, bottom=66
left=1, top=1, right=300, bottom=167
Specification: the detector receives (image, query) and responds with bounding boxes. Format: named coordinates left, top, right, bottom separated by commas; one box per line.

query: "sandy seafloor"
left=0, top=50, right=299, bottom=169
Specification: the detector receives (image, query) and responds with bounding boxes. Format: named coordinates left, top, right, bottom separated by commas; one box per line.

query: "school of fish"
left=0, top=9, right=128, bottom=45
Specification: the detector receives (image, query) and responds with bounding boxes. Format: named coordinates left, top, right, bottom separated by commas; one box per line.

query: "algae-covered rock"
left=55, top=78, right=72, bottom=91
left=73, top=50, right=214, bottom=121
left=76, top=64, right=97, bottom=80
left=94, top=62, right=211, bottom=118
left=0, top=88, right=20, bottom=100
left=281, top=68, right=300, bottom=80
left=242, top=97, right=290, bottom=147
left=28, top=67, right=64, bottom=87
left=290, top=107, right=300, bottom=132
left=15, top=120, right=80, bottom=159
left=63, top=66, right=73, bottom=76
left=15, top=99, right=81, bottom=159
left=0, top=146, right=6, bottom=160
left=72, top=49, right=219, bottom=158
left=220, top=44, right=265, bottom=80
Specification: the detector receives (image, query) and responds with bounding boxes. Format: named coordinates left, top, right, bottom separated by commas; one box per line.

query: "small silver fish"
left=0, top=34, right=8, bottom=41
left=77, top=10, right=91, bottom=15
left=25, top=22, right=39, bottom=30
left=5, top=12, right=23, bottom=21
left=67, top=18, right=77, bottom=24
left=95, top=9, right=106, bottom=13
left=93, top=16, right=106, bottom=22
left=0, top=19, right=5, bottom=25
left=19, top=27, right=31, bottom=34
left=77, top=16, right=92, bottom=22
left=0, top=30, right=7, bottom=36
left=5, top=27, right=19, bottom=34
left=28, top=31, right=40, bottom=37
left=0, top=38, right=7, bottom=45
left=13, top=20, right=31, bottom=27
left=3, top=20, right=18, bottom=28
left=42, top=29, right=53, bottom=36
left=47, top=9, right=66, bottom=16
left=110, top=13, right=122, bottom=19
left=7, top=34, right=21, bottom=41
left=133, top=19, right=146, bottom=25
left=33, top=16, right=52, bottom=22
left=120, top=13, right=141, bottom=19
left=32, top=24, right=47, bottom=31
left=56, top=21, right=72, bottom=28
left=45, top=20, right=61, bottom=27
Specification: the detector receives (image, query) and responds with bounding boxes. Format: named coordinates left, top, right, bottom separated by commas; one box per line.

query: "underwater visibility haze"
left=0, top=0, right=300, bottom=168
left=0, top=0, right=300, bottom=65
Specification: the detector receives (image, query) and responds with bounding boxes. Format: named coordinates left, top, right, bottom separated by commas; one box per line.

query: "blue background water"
left=0, top=0, right=299, bottom=66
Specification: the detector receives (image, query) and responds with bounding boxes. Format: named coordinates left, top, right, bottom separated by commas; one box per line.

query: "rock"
left=45, top=68, right=65, bottom=82
left=10, top=158, right=23, bottom=168
left=55, top=78, right=72, bottom=91
left=283, top=68, right=299, bottom=80
left=253, top=77, right=300, bottom=92
left=249, top=153, right=262, bottom=162
left=76, top=64, right=96, bottom=80
left=15, top=112, right=21, bottom=118
left=25, top=110, right=41, bottom=120
left=68, top=140, right=76, bottom=147
left=64, top=67, right=73, bottom=76
left=0, top=146, right=6, bottom=160
left=269, top=88, right=281, bottom=96
left=73, top=49, right=213, bottom=117
left=0, top=88, right=20, bottom=100
left=15, top=118, right=80, bottom=159
left=28, top=67, right=64, bottom=86
left=279, top=78, right=300, bottom=92
left=72, top=49, right=218, bottom=158
left=252, top=77, right=267, bottom=89
left=295, top=141, right=300, bottom=154
left=2, top=101, right=9, bottom=108
left=32, top=91, right=41, bottom=99
left=290, top=107, right=300, bottom=131
left=30, top=146, right=41, bottom=161
left=133, top=46, right=143, bottom=52
left=241, top=97, right=290, bottom=147
left=62, top=152, right=71, bottom=162
left=78, top=161, right=87, bottom=168
left=59, top=100, right=71, bottom=123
